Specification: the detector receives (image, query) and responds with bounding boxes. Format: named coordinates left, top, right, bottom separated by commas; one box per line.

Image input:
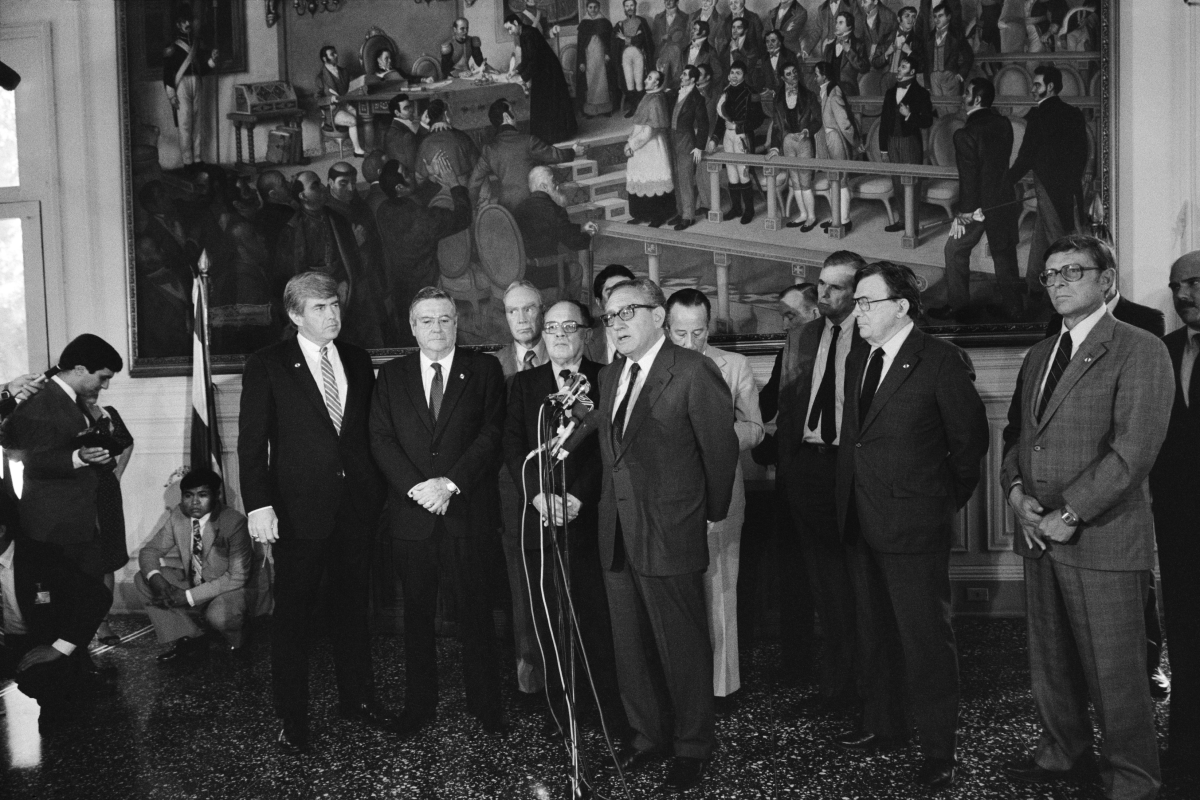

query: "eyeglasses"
left=601, top=304, right=657, bottom=327
left=543, top=321, right=584, bottom=334
left=853, top=296, right=900, bottom=312
left=1038, top=263, right=1104, bottom=286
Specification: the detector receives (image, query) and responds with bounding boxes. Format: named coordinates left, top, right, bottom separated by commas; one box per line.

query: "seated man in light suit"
left=137, top=468, right=251, bottom=663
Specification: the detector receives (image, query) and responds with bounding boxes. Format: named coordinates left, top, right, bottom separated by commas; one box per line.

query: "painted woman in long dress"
left=576, top=0, right=617, bottom=118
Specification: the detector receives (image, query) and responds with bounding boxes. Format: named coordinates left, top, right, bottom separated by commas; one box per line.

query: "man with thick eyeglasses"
left=1150, top=251, right=1200, bottom=780
left=1000, top=235, right=1173, bottom=798
left=833, top=261, right=988, bottom=791
left=595, top=279, right=737, bottom=794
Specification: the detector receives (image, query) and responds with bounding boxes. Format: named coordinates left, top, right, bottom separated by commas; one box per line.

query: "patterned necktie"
left=1189, top=333, right=1200, bottom=412
left=429, top=362, right=444, bottom=424
left=807, top=324, right=841, bottom=444
left=613, top=362, right=640, bottom=446
left=191, top=518, right=204, bottom=586
left=858, top=347, right=885, bottom=426
left=522, top=350, right=537, bottom=372
left=1037, top=332, right=1073, bottom=420
left=320, top=345, right=343, bottom=433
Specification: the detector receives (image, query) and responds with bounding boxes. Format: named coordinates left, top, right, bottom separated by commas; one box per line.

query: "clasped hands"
left=409, top=478, right=453, bottom=515
left=532, top=492, right=581, bottom=527
left=1007, top=485, right=1077, bottom=552
left=147, top=574, right=189, bottom=609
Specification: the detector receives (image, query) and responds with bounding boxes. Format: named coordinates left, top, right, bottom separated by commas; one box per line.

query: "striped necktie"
left=522, top=350, right=537, bottom=372
left=191, top=518, right=205, bottom=586
left=320, top=345, right=343, bottom=433
left=1037, top=332, right=1073, bottom=420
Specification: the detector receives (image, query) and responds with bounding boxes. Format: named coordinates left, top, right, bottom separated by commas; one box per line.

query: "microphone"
left=547, top=371, right=591, bottom=412
left=553, top=408, right=602, bottom=460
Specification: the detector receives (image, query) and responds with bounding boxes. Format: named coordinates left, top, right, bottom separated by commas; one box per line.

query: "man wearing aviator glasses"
left=1000, top=235, right=1173, bottom=797
left=594, top=279, right=738, bottom=793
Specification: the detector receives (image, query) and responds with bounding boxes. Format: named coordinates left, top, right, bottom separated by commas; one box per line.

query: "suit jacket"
left=512, top=191, right=592, bottom=260
left=1001, top=314, right=1173, bottom=570
left=0, top=381, right=97, bottom=546
left=370, top=348, right=506, bottom=540
left=820, top=84, right=858, bottom=152
left=1006, top=95, right=1089, bottom=229
left=836, top=326, right=989, bottom=553
left=823, top=35, right=869, bottom=96
left=955, top=107, right=1015, bottom=213
left=927, top=27, right=973, bottom=80
left=237, top=336, right=385, bottom=540
left=493, top=339, right=550, bottom=380
left=138, top=506, right=251, bottom=605
left=468, top=126, right=574, bottom=210
left=811, top=0, right=854, bottom=53
left=415, top=127, right=480, bottom=185
left=880, top=80, right=933, bottom=149
left=504, top=359, right=603, bottom=548
left=776, top=318, right=865, bottom=476
left=855, top=3, right=900, bottom=63
left=1149, top=326, right=1200, bottom=518
left=671, top=86, right=710, bottom=155
left=706, top=346, right=764, bottom=452
left=1045, top=295, right=1165, bottom=339
left=685, top=41, right=724, bottom=92
left=759, top=47, right=798, bottom=96
left=652, top=9, right=690, bottom=75
left=721, top=38, right=763, bottom=90
left=597, top=339, right=739, bottom=576
left=12, top=538, right=111, bottom=650
left=375, top=186, right=472, bottom=299
left=764, top=1, right=809, bottom=56
left=689, top=9, right=729, bottom=56
left=383, top=120, right=422, bottom=176
left=876, top=27, right=926, bottom=73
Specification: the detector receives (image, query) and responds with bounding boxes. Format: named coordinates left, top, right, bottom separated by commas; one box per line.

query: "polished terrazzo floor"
left=1, top=616, right=1195, bottom=799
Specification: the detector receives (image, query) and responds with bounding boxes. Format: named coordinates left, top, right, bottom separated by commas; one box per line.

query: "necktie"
left=1188, top=334, right=1200, bottom=411
left=560, top=369, right=573, bottom=390
left=807, top=324, right=841, bottom=444
left=613, top=362, right=640, bottom=446
left=858, top=347, right=885, bottom=426
left=1037, top=332, right=1073, bottom=420
left=76, top=395, right=94, bottom=424
left=429, top=362, right=444, bottom=424
left=191, top=518, right=204, bottom=586
left=320, top=345, right=343, bottom=433
left=522, top=350, right=537, bottom=372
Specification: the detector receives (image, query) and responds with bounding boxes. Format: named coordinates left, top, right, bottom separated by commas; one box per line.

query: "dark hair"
left=426, top=99, right=448, bottom=124
left=814, top=61, right=835, bottom=82
left=361, top=150, right=388, bottom=182
left=664, top=288, right=712, bottom=323
left=327, top=161, right=357, bottom=182
left=854, top=261, right=923, bottom=319
left=933, top=3, right=949, bottom=16
left=59, top=334, right=123, bottom=374
left=692, top=20, right=709, bottom=38
left=319, top=45, right=336, bottom=61
left=1033, top=64, right=1063, bottom=95
left=681, top=65, right=700, bottom=83
left=835, top=11, right=854, bottom=28
left=137, top=180, right=166, bottom=213
left=898, top=53, right=921, bottom=73
left=967, top=77, right=995, bottom=108
left=765, top=29, right=783, bottom=46
left=729, top=59, right=748, bottom=75
left=504, top=13, right=523, bottom=27
left=1044, top=234, right=1117, bottom=276
left=731, top=16, right=747, bottom=30
left=488, top=98, right=513, bottom=130
left=180, top=467, right=222, bottom=495
left=409, top=286, right=457, bottom=320
left=825, top=250, right=868, bottom=271
left=387, top=93, right=410, bottom=118
left=898, top=5, right=918, bottom=16
left=173, top=3, right=193, bottom=26
left=697, top=63, right=713, bottom=80
left=378, top=160, right=409, bottom=199
left=593, top=263, right=636, bottom=301
left=256, top=169, right=288, bottom=199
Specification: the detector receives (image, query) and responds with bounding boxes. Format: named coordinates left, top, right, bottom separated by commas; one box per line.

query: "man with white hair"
left=512, top=167, right=598, bottom=302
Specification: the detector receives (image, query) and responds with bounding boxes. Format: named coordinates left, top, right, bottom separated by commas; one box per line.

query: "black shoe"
left=665, top=215, right=683, bottom=226
left=1150, top=668, right=1171, bottom=700
left=607, top=745, right=667, bottom=777
left=714, top=694, right=738, bottom=715
left=800, top=219, right=820, bottom=232
left=624, top=106, right=637, bottom=119
left=1002, top=755, right=1098, bottom=784
left=832, top=730, right=909, bottom=753
left=820, top=220, right=832, bottom=230
left=916, top=758, right=956, bottom=790
left=673, top=219, right=694, bottom=231
left=277, top=720, right=311, bottom=754
left=627, top=217, right=648, bottom=225
left=156, top=636, right=207, bottom=663
left=648, top=218, right=665, bottom=228
left=658, top=756, right=708, bottom=793
left=835, top=220, right=853, bottom=234
left=384, top=708, right=436, bottom=739
left=337, top=700, right=398, bottom=731
left=695, top=207, right=710, bottom=217
left=785, top=218, right=807, bottom=228
left=478, top=711, right=510, bottom=736
left=884, top=220, right=906, bottom=232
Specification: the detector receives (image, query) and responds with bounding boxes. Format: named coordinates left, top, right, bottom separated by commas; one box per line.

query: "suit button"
left=432, top=451, right=438, bottom=457
left=1033, top=446, right=1041, bottom=451
left=336, top=469, right=345, bottom=478
left=856, top=443, right=862, bottom=448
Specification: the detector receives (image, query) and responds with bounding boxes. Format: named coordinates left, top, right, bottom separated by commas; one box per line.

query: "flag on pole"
left=191, top=249, right=223, bottom=480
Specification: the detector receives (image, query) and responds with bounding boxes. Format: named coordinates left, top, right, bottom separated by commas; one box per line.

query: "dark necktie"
left=858, top=347, right=885, bottom=426
left=560, top=369, right=573, bottom=389
left=613, top=362, right=640, bottom=446
left=191, top=518, right=204, bottom=586
left=1189, top=334, right=1200, bottom=412
left=807, top=324, right=841, bottom=444
left=522, top=350, right=537, bottom=372
left=76, top=395, right=93, bottom=424
left=1037, top=332, right=1073, bottom=420
left=429, top=363, right=444, bottom=425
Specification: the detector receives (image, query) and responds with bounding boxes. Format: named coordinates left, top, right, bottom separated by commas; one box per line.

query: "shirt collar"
left=0, top=540, right=14, bottom=569
left=625, top=333, right=667, bottom=376
left=51, top=374, right=77, bottom=402
left=1063, top=301, right=1108, bottom=349
left=877, top=320, right=915, bottom=358
left=420, top=347, right=456, bottom=374
left=189, top=512, right=212, bottom=530
left=1105, top=291, right=1120, bottom=314
left=296, top=333, right=335, bottom=359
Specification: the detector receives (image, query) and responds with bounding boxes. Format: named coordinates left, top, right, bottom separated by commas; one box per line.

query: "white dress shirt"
left=0, top=540, right=27, bottom=636
left=803, top=318, right=855, bottom=445
left=296, top=333, right=347, bottom=412
left=863, top=320, right=915, bottom=393
left=1037, top=301, right=1108, bottom=405
left=613, top=334, right=667, bottom=432
left=419, top=348, right=456, bottom=406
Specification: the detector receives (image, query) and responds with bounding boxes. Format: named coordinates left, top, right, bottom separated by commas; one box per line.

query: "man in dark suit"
left=879, top=54, right=932, bottom=234
left=502, top=300, right=627, bottom=739
left=468, top=99, right=576, bottom=212
left=765, top=0, right=809, bottom=58
left=1007, top=65, right=1090, bottom=302
left=834, top=262, right=989, bottom=790
left=721, top=18, right=763, bottom=89
left=934, top=78, right=1020, bottom=321
left=369, top=287, right=507, bottom=738
left=667, top=65, right=709, bottom=232
left=383, top=93, right=422, bottom=178
left=876, top=6, right=926, bottom=91
left=1150, top=250, right=1200, bottom=777
left=924, top=2, right=972, bottom=96
left=823, top=12, right=869, bottom=97
left=597, top=278, right=738, bottom=793
left=776, top=253, right=865, bottom=707
left=1000, top=236, right=1172, bottom=799
left=512, top=168, right=598, bottom=300
left=238, top=272, right=391, bottom=753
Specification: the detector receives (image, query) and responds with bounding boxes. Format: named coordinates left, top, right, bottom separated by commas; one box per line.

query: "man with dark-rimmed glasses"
left=594, top=278, right=738, bottom=794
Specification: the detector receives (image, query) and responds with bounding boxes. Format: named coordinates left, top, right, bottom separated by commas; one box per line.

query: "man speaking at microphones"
left=502, top=301, right=628, bottom=741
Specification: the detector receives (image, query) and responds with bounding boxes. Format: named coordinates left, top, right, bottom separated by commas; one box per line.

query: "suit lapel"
left=618, top=343, right=675, bottom=459
left=860, top=328, right=924, bottom=434
left=284, top=337, right=339, bottom=437
left=1036, top=316, right=1115, bottom=431
left=1024, top=336, right=1055, bottom=426
left=202, top=513, right=217, bottom=561
left=400, top=354, right=435, bottom=435
left=432, top=350, right=470, bottom=439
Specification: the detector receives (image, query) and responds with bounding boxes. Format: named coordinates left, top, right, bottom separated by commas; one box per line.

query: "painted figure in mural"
left=689, top=0, right=729, bottom=61
left=767, top=62, right=821, bottom=231
left=667, top=65, right=709, bottom=232
left=877, top=5, right=925, bottom=92
left=162, top=3, right=219, bottom=168
left=441, top=17, right=487, bottom=78
left=316, top=45, right=365, bottom=157
left=576, top=0, right=617, bottom=118
left=513, top=167, right=597, bottom=301
left=761, top=28, right=798, bottom=97
left=711, top=62, right=758, bottom=226
left=615, top=0, right=654, bottom=119
left=469, top=98, right=576, bottom=211
left=768, top=0, right=810, bottom=59
left=504, top=14, right=577, bottom=144
left=651, top=0, right=689, bottom=89
left=369, top=47, right=434, bottom=87
left=814, top=61, right=857, bottom=232
left=624, top=71, right=676, bottom=228
left=414, top=100, right=480, bottom=188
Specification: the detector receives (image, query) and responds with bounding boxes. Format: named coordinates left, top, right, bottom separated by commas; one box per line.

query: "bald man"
left=441, top=18, right=487, bottom=77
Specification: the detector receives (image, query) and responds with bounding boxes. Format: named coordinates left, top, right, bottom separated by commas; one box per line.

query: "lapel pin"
left=294, top=362, right=301, bottom=368
left=902, top=363, right=910, bottom=369
left=1084, top=357, right=1092, bottom=363
left=459, top=373, right=464, bottom=380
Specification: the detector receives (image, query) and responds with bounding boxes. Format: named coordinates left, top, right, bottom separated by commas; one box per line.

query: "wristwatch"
left=1059, top=507, right=1080, bottom=527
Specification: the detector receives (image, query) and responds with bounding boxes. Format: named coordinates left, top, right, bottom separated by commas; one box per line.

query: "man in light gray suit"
left=1000, top=235, right=1174, bottom=800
